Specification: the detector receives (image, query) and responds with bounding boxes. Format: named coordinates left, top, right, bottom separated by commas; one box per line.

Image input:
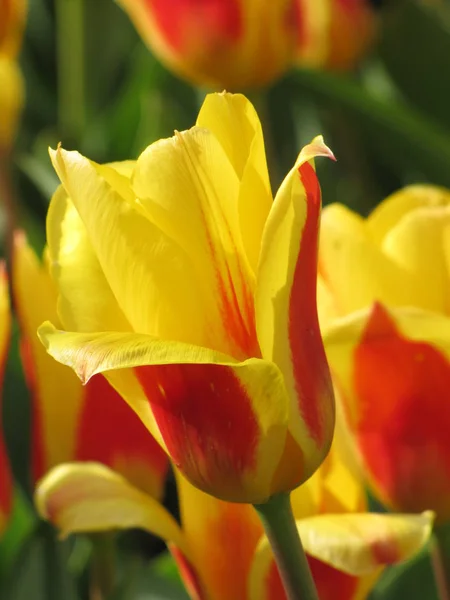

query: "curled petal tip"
left=298, top=136, right=336, bottom=166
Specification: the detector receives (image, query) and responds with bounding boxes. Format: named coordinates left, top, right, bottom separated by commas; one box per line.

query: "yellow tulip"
left=0, top=264, right=12, bottom=535
left=319, top=186, right=450, bottom=521
left=117, top=0, right=299, bottom=89
left=35, top=443, right=433, bottom=599
left=13, top=232, right=168, bottom=498
left=39, top=92, right=335, bottom=504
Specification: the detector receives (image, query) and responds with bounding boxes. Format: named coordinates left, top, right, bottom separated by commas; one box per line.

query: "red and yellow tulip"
left=13, top=234, right=168, bottom=498
left=296, top=0, right=376, bottom=71
left=0, top=0, right=26, bottom=151
left=0, top=265, right=12, bottom=534
left=38, top=92, right=335, bottom=504
left=319, top=185, right=450, bottom=521
left=35, top=442, right=433, bottom=600
left=117, top=0, right=299, bottom=89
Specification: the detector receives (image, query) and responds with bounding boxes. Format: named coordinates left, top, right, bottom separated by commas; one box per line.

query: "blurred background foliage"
left=2, top=0, right=450, bottom=598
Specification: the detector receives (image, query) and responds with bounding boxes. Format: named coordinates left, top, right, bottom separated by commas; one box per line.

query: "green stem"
left=254, top=493, right=319, bottom=600
left=89, top=533, right=116, bottom=600
left=430, top=531, right=450, bottom=600
left=56, top=0, right=86, bottom=145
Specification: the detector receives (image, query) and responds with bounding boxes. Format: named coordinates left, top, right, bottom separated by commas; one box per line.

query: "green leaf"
left=379, top=0, right=450, bottom=131
left=0, top=488, right=36, bottom=581
left=370, top=544, right=438, bottom=600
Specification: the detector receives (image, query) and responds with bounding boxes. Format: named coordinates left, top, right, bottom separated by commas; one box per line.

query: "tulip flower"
left=0, top=0, right=26, bottom=152
left=117, top=0, right=299, bottom=88
left=296, top=0, right=376, bottom=71
left=38, top=92, right=335, bottom=505
left=13, top=233, right=168, bottom=497
left=0, top=264, right=12, bottom=535
left=318, top=185, right=450, bottom=521
left=35, top=442, right=433, bottom=600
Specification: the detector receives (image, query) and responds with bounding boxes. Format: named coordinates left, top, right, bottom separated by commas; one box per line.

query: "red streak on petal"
left=370, top=537, right=400, bottom=566
left=146, top=0, right=242, bottom=52
left=354, top=303, right=450, bottom=517
left=75, top=374, right=168, bottom=498
left=198, top=501, right=261, bottom=600
left=289, top=162, right=333, bottom=444
left=136, top=363, right=259, bottom=496
left=264, top=555, right=357, bottom=600
left=169, top=545, right=206, bottom=600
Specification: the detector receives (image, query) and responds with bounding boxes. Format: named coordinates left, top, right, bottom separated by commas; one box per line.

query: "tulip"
left=0, top=264, right=12, bottom=535
left=0, top=0, right=26, bottom=152
left=117, top=0, right=299, bottom=88
left=35, top=442, right=433, bottom=600
left=296, top=0, right=376, bottom=71
left=13, top=233, right=168, bottom=497
left=38, top=92, right=335, bottom=504
left=318, top=185, right=450, bottom=521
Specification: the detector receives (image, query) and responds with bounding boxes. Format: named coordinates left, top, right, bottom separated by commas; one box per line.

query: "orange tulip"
left=117, top=0, right=299, bottom=88
left=13, top=233, right=168, bottom=498
left=0, top=0, right=26, bottom=151
left=0, top=264, right=12, bottom=535
left=35, top=442, right=433, bottom=600
left=319, top=185, right=450, bottom=521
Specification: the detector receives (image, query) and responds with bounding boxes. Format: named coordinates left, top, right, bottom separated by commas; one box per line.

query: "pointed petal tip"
left=299, top=136, right=336, bottom=165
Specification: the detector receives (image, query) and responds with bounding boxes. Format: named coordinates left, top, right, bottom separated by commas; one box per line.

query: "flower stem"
left=253, top=493, right=319, bottom=600
left=89, top=533, right=116, bottom=600
left=430, top=529, right=450, bottom=600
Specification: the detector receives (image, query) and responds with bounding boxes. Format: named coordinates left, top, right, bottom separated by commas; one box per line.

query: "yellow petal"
left=38, top=324, right=290, bottom=503
left=256, top=138, right=335, bottom=483
left=49, top=147, right=208, bottom=348
left=46, top=186, right=131, bottom=333
left=381, top=204, right=450, bottom=313
left=367, top=184, right=450, bottom=246
left=319, top=203, right=423, bottom=312
left=0, top=56, right=23, bottom=151
left=196, top=92, right=272, bottom=272
left=132, top=125, right=258, bottom=359
left=0, top=263, right=11, bottom=529
left=35, top=462, right=189, bottom=555
left=297, top=511, right=433, bottom=575
left=12, top=234, right=84, bottom=477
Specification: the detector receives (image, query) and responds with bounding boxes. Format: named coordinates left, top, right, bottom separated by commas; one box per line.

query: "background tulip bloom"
left=296, top=0, right=376, bottom=71
left=35, top=442, right=433, bottom=600
left=13, top=233, right=168, bottom=497
left=318, top=185, right=450, bottom=520
left=117, top=0, right=299, bottom=88
left=0, top=265, right=12, bottom=535
left=39, top=92, right=335, bottom=504
left=0, top=0, right=26, bottom=152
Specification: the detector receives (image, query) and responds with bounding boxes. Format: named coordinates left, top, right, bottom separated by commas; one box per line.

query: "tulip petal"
left=319, top=203, right=424, bottom=312
left=13, top=234, right=84, bottom=481
left=324, top=304, right=450, bottom=519
left=35, top=462, right=188, bottom=555
left=197, top=92, right=272, bottom=272
left=132, top=126, right=258, bottom=360
left=256, top=138, right=335, bottom=485
left=176, top=472, right=262, bottom=600
left=0, top=265, right=11, bottom=529
left=380, top=203, right=450, bottom=313
left=46, top=185, right=131, bottom=333
left=367, top=184, right=450, bottom=246
left=38, top=324, right=290, bottom=503
left=249, top=511, right=433, bottom=600
left=49, top=147, right=209, bottom=350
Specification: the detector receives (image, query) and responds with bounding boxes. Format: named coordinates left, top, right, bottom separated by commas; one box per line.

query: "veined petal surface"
left=132, top=125, right=257, bottom=359
left=38, top=324, right=290, bottom=503
left=256, top=138, right=335, bottom=486
left=196, top=92, right=272, bottom=273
